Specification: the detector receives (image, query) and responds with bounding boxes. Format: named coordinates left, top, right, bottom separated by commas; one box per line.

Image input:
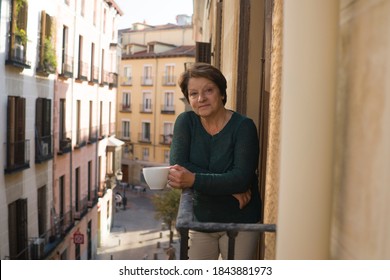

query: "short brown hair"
left=179, top=63, right=227, bottom=105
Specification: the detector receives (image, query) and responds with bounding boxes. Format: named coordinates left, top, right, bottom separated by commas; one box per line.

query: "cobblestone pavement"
left=96, top=187, right=180, bottom=260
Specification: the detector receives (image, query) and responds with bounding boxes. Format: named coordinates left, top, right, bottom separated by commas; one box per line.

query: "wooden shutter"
left=15, top=97, right=26, bottom=165
left=43, top=99, right=51, bottom=137
left=8, top=199, right=28, bottom=259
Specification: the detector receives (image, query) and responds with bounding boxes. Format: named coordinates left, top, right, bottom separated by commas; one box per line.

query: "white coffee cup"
left=142, top=166, right=170, bottom=190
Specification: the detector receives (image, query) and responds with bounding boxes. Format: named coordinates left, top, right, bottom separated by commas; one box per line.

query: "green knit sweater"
left=170, top=111, right=262, bottom=224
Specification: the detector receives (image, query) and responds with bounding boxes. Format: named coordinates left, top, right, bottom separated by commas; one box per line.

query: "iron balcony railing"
left=4, top=140, right=30, bottom=173
left=176, top=188, right=277, bottom=260
left=35, top=134, right=54, bottom=163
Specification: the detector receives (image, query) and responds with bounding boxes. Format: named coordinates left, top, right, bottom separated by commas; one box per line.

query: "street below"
left=96, top=186, right=179, bottom=260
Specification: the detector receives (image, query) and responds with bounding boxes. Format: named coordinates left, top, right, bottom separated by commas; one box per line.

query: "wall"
left=331, top=0, right=390, bottom=259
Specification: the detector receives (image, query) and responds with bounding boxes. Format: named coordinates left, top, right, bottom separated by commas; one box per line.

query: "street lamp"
left=116, top=169, right=126, bottom=209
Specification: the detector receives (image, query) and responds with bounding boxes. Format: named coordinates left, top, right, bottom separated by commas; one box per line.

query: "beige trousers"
left=188, top=230, right=260, bottom=260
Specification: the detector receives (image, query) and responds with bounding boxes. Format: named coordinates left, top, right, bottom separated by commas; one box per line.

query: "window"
left=75, top=167, right=80, bottom=212
left=141, top=122, right=151, bottom=142
left=164, top=64, right=175, bottom=85
left=6, top=0, right=30, bottom=68
left=90, top=43, right=98, bottom=83
left=60, top=25, right=73, bottom=78
left=35, top=98, right=52, bottom=163
left=122, top=92, right=131, bottom=111
left=93, top=0, right=97, bottom=26
left=8, top=199, right=28, bottom=259
left=142, top=148, right=150, bottom=161
left=88, top=161, right=92, bottom=201
left=103, top=9, right=106, bottom=33
left=37, top=11, right=56, bottom=74
left=142, top=65, right=153, bottom=85
left=122, top=121, right=130, bottom=139
left=59, top=98, right=71, bottom=154
left=37, top=186, right=47, bottom=237
left=6, top=96, right=29, bottom=173
left=142, top=92, right=152, bottom=112
left=77, top=35, right=87, bottom=81
left=80, top=0, right=85, bottom=17
left=100, top=49, right=106, bottom=84
left=164, top=150, right=170, bottom=163
left=123, top=65, right=132, bottom=85
left=163, top=122, right=174, bottom=145
left=162, top=91, right=174, bottom=113
left=196, top=42, right=211, bottom=63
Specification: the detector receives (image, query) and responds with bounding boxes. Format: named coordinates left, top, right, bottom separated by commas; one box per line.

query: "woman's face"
left=187, top=77, right=225, bottom=118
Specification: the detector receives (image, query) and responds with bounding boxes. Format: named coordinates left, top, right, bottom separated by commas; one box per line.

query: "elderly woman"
left=168, top=63, right=262, bottom=260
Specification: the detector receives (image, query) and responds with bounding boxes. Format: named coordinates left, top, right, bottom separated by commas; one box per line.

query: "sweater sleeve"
left=170, top=112, right=210, bottom=173
left=193, top=118, right=260, bottom=195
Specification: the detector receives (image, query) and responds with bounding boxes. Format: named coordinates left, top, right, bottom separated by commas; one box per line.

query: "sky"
left=114, top=0, right=194, bottom=29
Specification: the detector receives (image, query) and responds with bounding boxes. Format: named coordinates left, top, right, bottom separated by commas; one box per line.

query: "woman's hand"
left=167, top=164, right=195, bottom=189
left=232, top=189, right=252, bottom=209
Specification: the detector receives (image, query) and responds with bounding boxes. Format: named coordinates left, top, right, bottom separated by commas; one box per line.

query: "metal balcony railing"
left=176, top=189, right=277, bottom=260
left=161, top=104, right=175, bottom=114
left=120, top=103, right=132, bottom=112
left=162, top=75, right=176, bottom=86
left=75, top=128, right=88, bottom=149
left=35, top=134, right=54, bottom=163
left=58, top=131, right=72, bottom=155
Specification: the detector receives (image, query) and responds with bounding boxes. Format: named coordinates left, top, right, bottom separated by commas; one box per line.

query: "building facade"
left=0, top=0, right=123, bottom=260
left=118, top=23, right=195, bottom=186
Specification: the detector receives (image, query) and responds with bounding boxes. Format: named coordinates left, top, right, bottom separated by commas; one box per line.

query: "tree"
left=151, top=189, right=181, bottom=245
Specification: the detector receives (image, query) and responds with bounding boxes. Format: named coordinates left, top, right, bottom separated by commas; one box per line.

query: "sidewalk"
left=96, top=187, right=180, bottom=260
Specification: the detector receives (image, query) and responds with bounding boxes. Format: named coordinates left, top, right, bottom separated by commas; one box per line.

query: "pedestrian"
left=168, top=63, right=262, bottom=260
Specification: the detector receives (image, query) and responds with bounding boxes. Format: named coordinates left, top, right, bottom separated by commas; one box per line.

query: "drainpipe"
left=276, top=0, right=339, bottom=259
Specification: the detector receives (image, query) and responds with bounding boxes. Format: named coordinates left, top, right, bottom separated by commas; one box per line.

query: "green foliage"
left=151, top=189, right=181, bottom=227
left=43, top=37, right=57, bottom=72
left=15, top=28, right=28, bottom=45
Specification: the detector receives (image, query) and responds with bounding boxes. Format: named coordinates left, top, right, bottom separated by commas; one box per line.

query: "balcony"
left=99, top=124, right=108, bottom=140
left=89, top=66, right=99, bottom=85
left=162, top=75, right=176, bottom=86
left=109, top=72, right=118, bottom=89
left=35, top=134, right=54, bottom=163
left=109, top=122, right=116, bottom=137
left=76, top=61, right=89, bottom=82
left=121, top=76, right=132, bottom=86
left=141, top=76, right=153, bottom=86
left=140, top=104, right=153, bottom=114
left=120, top=103, right=132, bottom=113
left=100, top=70, right=109, bottom=86
left=5, top=44, right=31, bottom=69
left=74, top=196, right=88, bottom=220
left=161, top=104, right=175, bottom=114
left=59, top=55, right=73, bottom=79
left=159, top=134, right=173, bottom=145
left=88, top=126, right=98, bottom=144
left=117, top=131, right=131, bottom=141
left=57, top=131, right=72, bottom=155
left=4, top=209, right=74, bottom=260
left=4, top=140, right=30, bottom=174
left=87, top=188, right=98, bottom=208
left=138, top=133, right=152, bottom=144
left=75, top=128, right=88, bottom=149
left=176, top=189, right=277, bottom=260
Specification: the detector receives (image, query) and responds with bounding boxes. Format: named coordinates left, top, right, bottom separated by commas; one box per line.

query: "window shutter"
left=39, top=11, right=46, bottom=67
left=36, top=98, right=43, bottom=140
left=195, top=42, right=211, bottom=63
left=43, top=99, right=51, bottom=137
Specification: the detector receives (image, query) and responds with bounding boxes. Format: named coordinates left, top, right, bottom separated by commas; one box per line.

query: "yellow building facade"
left=118, top=23, right=195, bottom=186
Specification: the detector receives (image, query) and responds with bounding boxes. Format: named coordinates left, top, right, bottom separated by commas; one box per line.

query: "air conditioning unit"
left=41, top=143, right=49, bottom=156
left=31, top=238, right=45, bottom=260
